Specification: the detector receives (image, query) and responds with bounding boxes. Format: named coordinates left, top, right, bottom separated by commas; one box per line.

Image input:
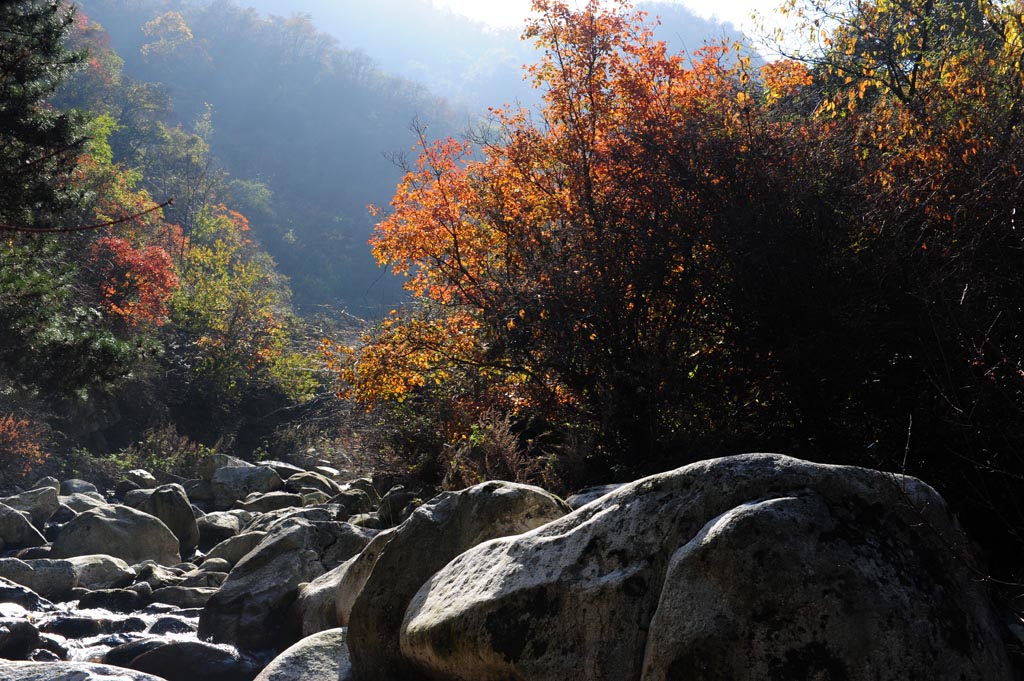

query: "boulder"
left=198, top=519, right=374, bottom=651
left=183, top=479, right=215, bottom=506
left=0, top=661, right=167, bottom=680
left=31, top=476, right=60, bottom=492
left=151, top=585, right=217, bottom=608
left=254, top=627, right=352, bottom=681
left=290, top=567, right=344, bottom=637
left=77, top=588, right=147, bottom=613
left=58, top=492, right=107, bottom=514
left=212, top=466, right=283, bottom=510
left=197, top=511, right=248, bottom=550
left=0, top=559, right=77, bottom=600
left=198, top=557, right=232, bottom=573
left=344, top=479, right=381, bottom=506
left=126, top=484, right=200, bottom=558
left=0, top=503, right=46, bottom=550
left=347, top=481, right=569, bottom=681
left=563, top=483, right=623, bottom=510
left=199, top=453, right=253, bottom=481
left=335, top=528, right=396, bottom=627
left=65, top=555, right=135, bottom=590
left=0, top=618, right=40, bottom=660
left=399, top=454, right=1014, bottom=681
left=51, top=504, right=181, bottom=566
left=59, top=479, right=98, bottom=496
left=135, top=563, right=185, bottom=590
left=284, top=472, right=339, bottom=497
left=204, top=531, right=266, bottom=568
left=126, top=639, right=263, bottom=681
left=259, top=461, right=306, bottom=480
left=234, top=492, right=304, bottom=513
left=0, top=487, right=59, bottom=528
left=330, top=489, right=374, bottom=517
left=126, top=469, right=158, bottom=488
left=0, top=576, right=51, bottom=611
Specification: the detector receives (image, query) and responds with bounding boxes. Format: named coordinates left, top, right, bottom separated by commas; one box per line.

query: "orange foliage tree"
left=327, top=0, right=787, bottom=479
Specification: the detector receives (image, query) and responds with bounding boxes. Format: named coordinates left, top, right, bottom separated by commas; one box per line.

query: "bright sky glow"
left=431, top=0, right=789, bottom=37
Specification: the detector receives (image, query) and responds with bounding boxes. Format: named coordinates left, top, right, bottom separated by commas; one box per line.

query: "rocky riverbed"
left=0, top=453, right=1019, bottom=680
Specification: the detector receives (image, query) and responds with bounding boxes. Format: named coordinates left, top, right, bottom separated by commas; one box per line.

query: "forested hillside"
left=239, top=0, right=746, bottom=109
left=74, top=0, right=462, bottom=312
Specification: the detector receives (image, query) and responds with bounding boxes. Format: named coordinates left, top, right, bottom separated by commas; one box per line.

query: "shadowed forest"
left=3, top=0, right=1024, bottom=588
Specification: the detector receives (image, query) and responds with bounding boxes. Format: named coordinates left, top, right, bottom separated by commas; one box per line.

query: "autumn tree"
left=329, top=0, right=784, bottom=483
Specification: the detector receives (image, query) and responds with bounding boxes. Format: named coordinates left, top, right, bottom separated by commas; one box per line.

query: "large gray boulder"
left=198, top=519, right=374, bottom=651
left=254, top=628, right=352, bottom=681
left=0, top=487, right=58, bottom=528
left=125, top=484, right=200, bottom=557
left=211, top=466, right=283, bottom=510
left=0, top=661, right=167, bottom=680
left=348, top=481, right=569, bottom=681
left=400, top=454, right=1013, bottom=681
left=0, top=503, right=46, bottom=550
left=51, top=504, right=181, bottom=566
left=0, top=559, right=77, bottom=600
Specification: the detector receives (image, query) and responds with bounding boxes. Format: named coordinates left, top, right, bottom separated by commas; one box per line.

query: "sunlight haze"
left=432, top=0, right=780, bottom=33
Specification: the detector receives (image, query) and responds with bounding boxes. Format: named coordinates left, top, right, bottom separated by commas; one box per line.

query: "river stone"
left=126, top=469, right=158, bottom=488
left=77, top=588, right=147, bottom=613
left=205, top=531, right=267, bottom=568
left=126, top=484, right=200, bottom=558
left=199, top=453, right=253, bottom=481
left=197, top=511, right=248, bottom=550
left=234, top=491, right=304, bottom=513
left=212, top=465, right=283, bottom=510
left=400, top=453, right=1014, bottom=681
left=348, top=480, right=569, bottom=681
left=259, top=460, right=306, bottom=480
left=330, top=488, right=374, bottom=517
left=0, top=576, right=51, bottom=611
left=66, top=555, right=135, bottom=590
left=0, top=660, right=167, bottom=680
left=0, top=618, right=40, bottom=660
left=151, top=585, right=217, bottom=608
left=59, top=479, right=98, bottom=496
left=284, top=472, right=339, bottom=497
left=254, top=627, right=352, bottom=681
left=126, top=639, right=263, bottom=681
left=198, top=518, right=374, bottom=651
left=51, top=504, right=181, bottom=566
left=0, top=487, right=59, bottom=529
left=0, top=503, right=46, bottom=550
left=58, top=492, right=107, bottom=514
left=0, top=559, right=77, bottom=600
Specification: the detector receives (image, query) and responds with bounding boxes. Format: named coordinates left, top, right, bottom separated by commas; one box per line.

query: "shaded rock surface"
left=198, top=518, right=374, bottom=651
left=348, top=480, right=569, bottom=681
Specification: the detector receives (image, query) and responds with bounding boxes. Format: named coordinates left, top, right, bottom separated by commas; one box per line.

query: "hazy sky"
left=432, top=0, right=783, bottom=34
